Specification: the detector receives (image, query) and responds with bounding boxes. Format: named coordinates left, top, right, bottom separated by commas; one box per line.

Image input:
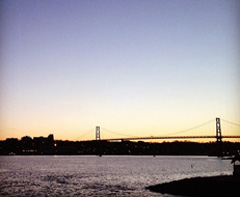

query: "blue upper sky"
left=1, top=0, right=239, bottom=140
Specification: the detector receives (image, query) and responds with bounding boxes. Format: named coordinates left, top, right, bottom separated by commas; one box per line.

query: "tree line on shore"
left=0, top=134, right=239, bottom=156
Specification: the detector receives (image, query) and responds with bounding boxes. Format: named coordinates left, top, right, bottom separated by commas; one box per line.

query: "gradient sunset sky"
left=1, top=0, right=240, bottom=141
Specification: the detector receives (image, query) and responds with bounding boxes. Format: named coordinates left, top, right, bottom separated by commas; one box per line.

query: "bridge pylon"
left=96, top=126, right=101, bottom=140
left=216, top=118, right=222, bottom=143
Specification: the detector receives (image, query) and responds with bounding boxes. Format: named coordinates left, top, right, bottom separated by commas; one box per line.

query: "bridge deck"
left=104, top=135, right=240, bottom=141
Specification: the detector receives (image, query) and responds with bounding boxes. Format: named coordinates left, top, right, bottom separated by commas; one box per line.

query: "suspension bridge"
left=78, top=118, right=240, bottom=142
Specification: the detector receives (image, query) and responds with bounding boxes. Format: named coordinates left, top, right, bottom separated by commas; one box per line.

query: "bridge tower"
left=96, top=126, right=101, bottom=140
left=216, top=118, right=222, bottom=143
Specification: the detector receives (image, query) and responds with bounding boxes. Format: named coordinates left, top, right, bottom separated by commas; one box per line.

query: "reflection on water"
left=0, top=156, right=232, bottom=196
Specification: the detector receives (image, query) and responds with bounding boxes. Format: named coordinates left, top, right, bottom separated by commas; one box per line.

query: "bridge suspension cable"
left=101, top=127, right=139, bottom=138
left=100, top=119, right=216, bottom=139
left=160, top=119, right=215, bottom=136
left=74, top=129, right=93, bottom=141
left=221, top=119, right=240, bottom=127
left=221, top=119, right=240, bottom=136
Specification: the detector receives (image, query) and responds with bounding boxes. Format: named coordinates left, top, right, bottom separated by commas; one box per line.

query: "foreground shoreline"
left=146, top=175, right=240, bottom=196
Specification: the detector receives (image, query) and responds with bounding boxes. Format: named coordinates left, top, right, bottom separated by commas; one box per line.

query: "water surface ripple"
left=0, top=156, right=232, bottom=196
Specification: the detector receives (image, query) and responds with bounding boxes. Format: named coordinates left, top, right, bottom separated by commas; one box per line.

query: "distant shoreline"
left=146, top=175, right=240, bottom=196
left=1, top=139, right=239, bottom=156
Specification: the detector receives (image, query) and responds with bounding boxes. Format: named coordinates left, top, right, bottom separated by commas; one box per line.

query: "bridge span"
left=93, top=118, right=240, bottom=142
left=105, top=135, right=240, bottom=142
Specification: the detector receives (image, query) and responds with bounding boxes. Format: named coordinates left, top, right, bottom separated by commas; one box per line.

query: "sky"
left=1, top=0, right=240, bottom=141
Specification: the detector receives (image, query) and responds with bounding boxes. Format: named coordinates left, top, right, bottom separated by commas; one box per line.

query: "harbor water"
left=0, top=156, right=232, bottom=196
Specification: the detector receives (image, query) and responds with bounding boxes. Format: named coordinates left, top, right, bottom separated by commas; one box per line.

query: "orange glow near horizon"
left=1, top=114, right=240, bottom=142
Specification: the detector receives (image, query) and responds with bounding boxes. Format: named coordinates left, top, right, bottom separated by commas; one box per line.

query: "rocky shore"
left=147, top=175, right=240, bottom=196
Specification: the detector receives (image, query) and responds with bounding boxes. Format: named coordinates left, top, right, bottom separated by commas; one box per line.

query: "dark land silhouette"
left=0, top=134, right=239, bottom=156
left=147, top=175, right=240, bottom=196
